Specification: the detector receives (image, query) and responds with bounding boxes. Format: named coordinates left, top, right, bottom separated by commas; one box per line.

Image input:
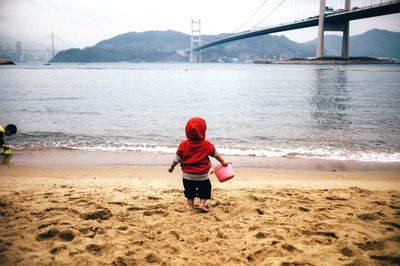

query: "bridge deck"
left=193, top=1, right=400, bottom=51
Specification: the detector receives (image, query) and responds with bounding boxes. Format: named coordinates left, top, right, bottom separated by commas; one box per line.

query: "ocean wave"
left=217, top=147, right=400, bottom=162
left=12, top=141, right=400, bottom=163
left=8, top=132, right=400, bottom=162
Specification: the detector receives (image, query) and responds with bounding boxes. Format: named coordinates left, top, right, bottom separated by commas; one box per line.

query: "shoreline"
left=254, top=57, right=397, bottom=65
left=273, top=60, right=397, bottom=65
left=1, top=165, right=399, bottom=192
left=1, top=149, right=399, bottom=192
left=5, top=148, right=400, bottom=171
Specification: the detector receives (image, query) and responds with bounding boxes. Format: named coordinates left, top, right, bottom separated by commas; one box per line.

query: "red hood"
left=185, top=117, right=206, bottom=141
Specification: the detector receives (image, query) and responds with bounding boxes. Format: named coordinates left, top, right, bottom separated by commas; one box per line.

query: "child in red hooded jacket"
left=169, top=117, right=228, bottom=212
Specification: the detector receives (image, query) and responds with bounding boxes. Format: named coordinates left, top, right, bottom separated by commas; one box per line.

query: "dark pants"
left=182, top=178, right=211, bottom=199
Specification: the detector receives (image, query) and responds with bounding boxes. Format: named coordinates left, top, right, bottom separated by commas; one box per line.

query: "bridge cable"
left=252, top=0, right=287, bottom=29
left=53, top=34, right=73, bottom=49
left=231, top=0, right=270, bottom=33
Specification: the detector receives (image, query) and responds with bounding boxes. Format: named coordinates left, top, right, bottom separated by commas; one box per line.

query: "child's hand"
left=169, top=161, right=178, bottom=173
left=222, top=161, right=229, bottom=166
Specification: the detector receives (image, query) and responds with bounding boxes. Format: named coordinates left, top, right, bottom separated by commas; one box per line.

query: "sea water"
left=1, top=63, right=399, bottom=162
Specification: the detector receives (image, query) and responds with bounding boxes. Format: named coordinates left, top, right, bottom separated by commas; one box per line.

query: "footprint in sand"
left=302, top=230, right=338, bottom=239
left=49, top=244, right=67, bottom=255
left=147, top=196, right=162, bottom=200
left=356, top=240, right=385, bottom=251
left=298, top=206, right=310, bottom=212
left=169, top=231, right=180, bottom=240
left=81, top=209, right=112, bottom=220
left=36, top=228, right=60, bottom=240
left=255, top=232, right=267, bottom=239
left=271, top=240, right=279, bottom=246
left=217, top=231, right=228, bottom=239
left=340, top=247, right=355, bottom=257
left=143, top=210, right=169, bottom=217
left=125, top=206, right=142, bottom=212
left=249, top=194, right=268, bottom=202
left=79, top=226, right=105, bottom=238
left=281, top=243, right=299, bottom=252
left=256, top=208, right=264, bottom=215
left=357, top=212, right=385, bottom=221
left=36, top=229, right=75, bottom=242
left=58, top=230, right=75, bottom=241
left=112, top=256, right=130, bottom=266
left=42, top=192, right=53, bottom=199
left=85, top=244, right=103, bottom=255
left=68, top=197, right=80, bottom=201
left=249, top=225, right=260, bottom=231
left=145, top=253, right=160, bottom=263
left=74, top=199, right=91, bottom=207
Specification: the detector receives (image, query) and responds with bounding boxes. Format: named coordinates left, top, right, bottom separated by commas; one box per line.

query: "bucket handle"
left=209, top=162, right=232, bottom=175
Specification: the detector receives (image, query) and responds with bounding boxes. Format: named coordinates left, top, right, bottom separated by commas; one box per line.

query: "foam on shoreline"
left=4, top=148, right=400, bottom=172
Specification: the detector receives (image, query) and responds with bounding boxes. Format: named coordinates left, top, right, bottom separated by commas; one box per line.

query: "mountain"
left=306, top=29, right=400, bottom=59
left=200, top=34, right=315, bottom=62
left=51, top=30, right=315, bottom=63
left=52, top=30, right=189, bottom=63
left=50, top=29, right=400, bottom=63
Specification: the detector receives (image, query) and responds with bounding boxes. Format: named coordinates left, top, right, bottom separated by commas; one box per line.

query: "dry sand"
left=0, top=150, right=399, bottom=265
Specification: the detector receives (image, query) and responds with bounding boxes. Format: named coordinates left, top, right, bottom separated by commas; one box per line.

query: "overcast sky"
left=1, top=0, right=399, bottom=49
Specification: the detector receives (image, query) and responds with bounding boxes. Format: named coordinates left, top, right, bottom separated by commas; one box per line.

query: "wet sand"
left=7, top=149, right=400, bottom=171
left=0, top=150, right=399, bottom=265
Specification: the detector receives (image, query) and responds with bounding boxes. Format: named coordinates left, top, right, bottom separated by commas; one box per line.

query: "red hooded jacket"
left=176, top=117, right=216, bottom=174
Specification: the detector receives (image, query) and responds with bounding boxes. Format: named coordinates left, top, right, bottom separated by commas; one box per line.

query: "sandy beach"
left=0, top=150, right=399, bottom=265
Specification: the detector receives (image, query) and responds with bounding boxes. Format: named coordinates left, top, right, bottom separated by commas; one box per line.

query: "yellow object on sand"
left=4, top=150, right=12, bottom=155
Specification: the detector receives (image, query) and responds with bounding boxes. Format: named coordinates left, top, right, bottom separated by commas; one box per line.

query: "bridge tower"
left=316, top=0, right=351, bottom=59
left=190, top=19, right=201, bottom=63
left=51, top=32, right=55, bottom=58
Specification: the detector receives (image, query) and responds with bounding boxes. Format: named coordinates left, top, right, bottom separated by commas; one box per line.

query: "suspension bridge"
left=0, top=32, right=71, bottom=62
left=190, top=0, right=400, bottom=62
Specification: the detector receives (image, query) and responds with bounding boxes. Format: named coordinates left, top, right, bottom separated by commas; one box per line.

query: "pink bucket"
left=213, top=163, right=235, bottom=182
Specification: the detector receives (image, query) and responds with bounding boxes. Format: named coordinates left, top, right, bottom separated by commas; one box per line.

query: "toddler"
left=0, top=124, right=17, bottom=154
left=169, top=117, right=227, bottom=212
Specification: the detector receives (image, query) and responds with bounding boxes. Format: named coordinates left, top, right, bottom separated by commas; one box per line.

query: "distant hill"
left=51, top=29, right=400, bottom=63
left=200, top=34, right=315, bottom=62
left=52, top=30, right=189, bottom=63
left=306, top=29, right=400, bottom=59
